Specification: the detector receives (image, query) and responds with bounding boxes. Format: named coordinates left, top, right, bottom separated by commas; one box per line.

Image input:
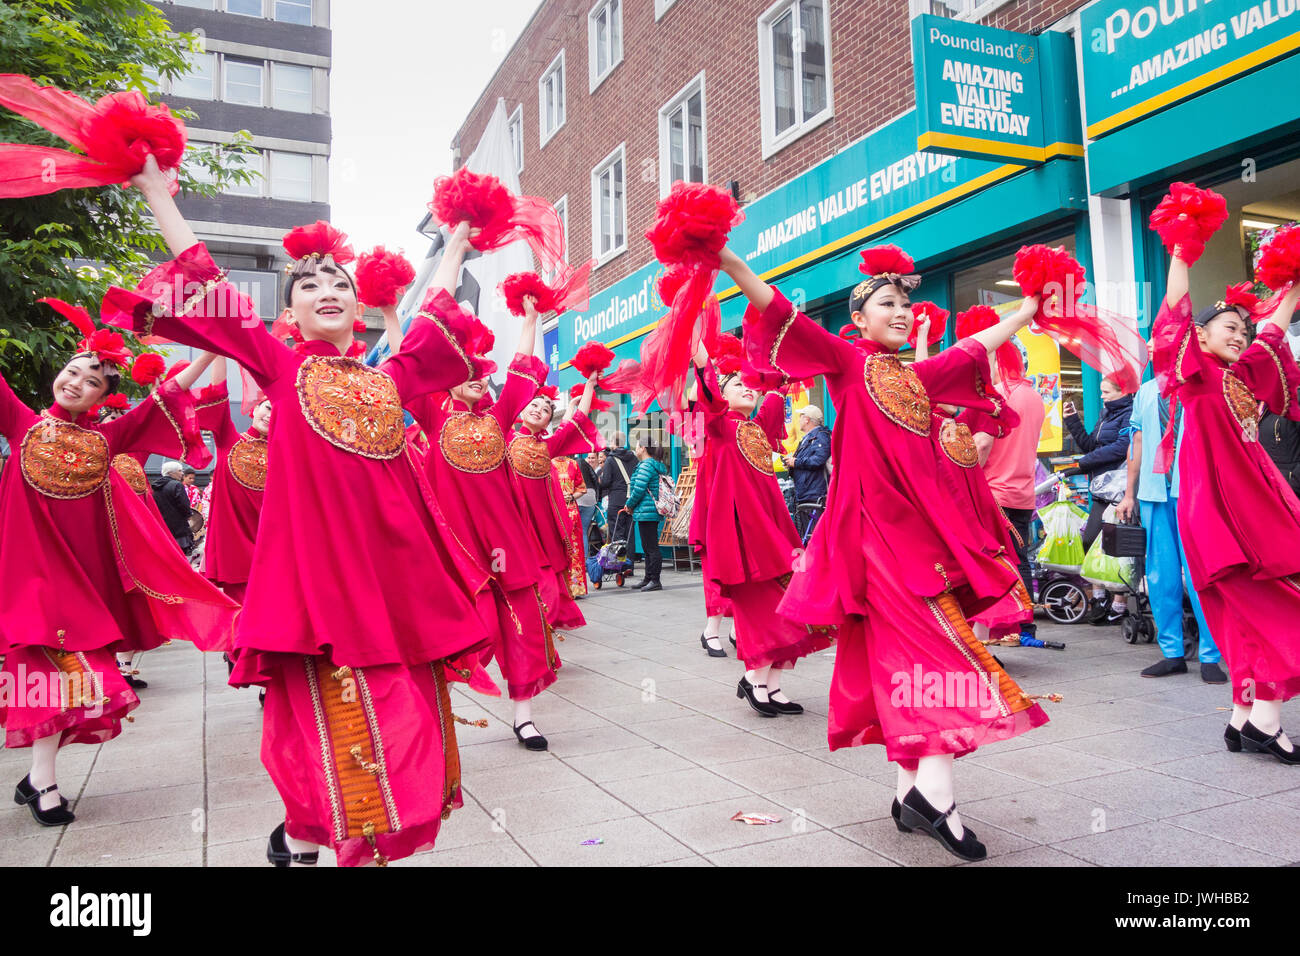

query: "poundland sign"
left=912, top=14, right=1050, bottom=163
left=1081, top=0, right=1300, bottom=138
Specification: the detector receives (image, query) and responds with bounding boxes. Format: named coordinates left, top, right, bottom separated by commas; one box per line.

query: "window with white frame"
left=907, top=0, right=1014, bottom=19
left=224, top=147, right=263, bottom=197
left=508, top=105, right=524, bottom=174
left=172, top=50, right=216, bottom=100
left=273, top=63, right=313, bottom=112
left=591, top=146, right=626, bottom=262
left=275, top=0, right=312, bottom=23
left=654, top=0, right=678, bottom=19
left=172, top=0, right=215, bottom=8
left=658, top=73, right=705, bottom=195
left=270, top=151, right=312, bottom=201
left=225, top=0, right=263, bottom=15
left=184, top=141, right=220, bottom=186
left=538, top=51, right=565, bottom=146
left=758, top=0, right=832, bottom=158
left=223, top=58, right=264, bottom=106
left=588, top=0, right=623, bottom=91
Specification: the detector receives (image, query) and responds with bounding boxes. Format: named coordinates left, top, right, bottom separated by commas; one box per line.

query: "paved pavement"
left=3, top=569, right=1298, bottom=867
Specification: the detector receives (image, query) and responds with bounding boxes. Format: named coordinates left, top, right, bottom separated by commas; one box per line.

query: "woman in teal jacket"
left=621, top=434, right=669, bottom=592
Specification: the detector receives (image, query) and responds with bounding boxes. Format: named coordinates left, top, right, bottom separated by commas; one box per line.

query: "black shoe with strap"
left=14, top=775, right=74, bottom=827
left=891, top=797, right=913, bottom=833
left=765, top=690, right=804, bottom=715
left=1240, top=721, right=1300, bottom=765
left=737, top=676, right=778, bottom=717
left=1224, top=724, right=1242, bottom=753
left=898, top=787, right=986, bottom=861
left=513, top=721, right=549, bottom=751
left=700, top=633, right=727, bottom=658
left=267, top=822, right=319, bottom=867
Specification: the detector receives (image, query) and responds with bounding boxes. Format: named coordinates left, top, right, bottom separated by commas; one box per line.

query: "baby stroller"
left=1100, top=519, right=1160, bottom=645
left=593, top=509, right=634, bottom=589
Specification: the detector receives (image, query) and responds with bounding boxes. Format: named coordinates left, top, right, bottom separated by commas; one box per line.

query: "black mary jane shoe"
left=898, top=787, right=987, bottom=862
left=1224, top=724, right=1242, bottom=753
left=764, top=691, right=804, bottom=716
left=736, top=677, right=779, bottom=718
left=267, top=822, right=319, bottom=867
left=729, top=635, right=737, bottom=648
left=891, top=798, right=913, bottom=833
left=1239, top=721, right=1300, bottom=765
left=513, top=721, right=549, bottom=752
left=700, top=633, right=727, bottom=659
left=14, top=775, right=75, bottom=827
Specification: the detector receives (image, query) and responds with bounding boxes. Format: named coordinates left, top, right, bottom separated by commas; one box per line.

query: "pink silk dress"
left=0, top=373, right=237, bottom=748
left=195, top=381, right=265, bottom=605
left=109, top=243, right=494, bottom=866
left=553, top=455, right=589, bottom=599
left=689, top=362, right=833, bottom=669
left=743, top=287, right=1048, bottom=767
left=1155, top=293, right=1300, bottom=705
left=942, top=410, right=1034, bottom=635
left=407, top=344, right=560, bottom=702
left=509, top=413, right=603, bottom=630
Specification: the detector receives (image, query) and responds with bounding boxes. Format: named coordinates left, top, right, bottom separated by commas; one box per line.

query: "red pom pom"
left=283, top=220, right=355, bottom=265
left=501, top=272, right=558, bottom=316
left=1012, top=244, right=1085, bottom=304
left=355, top=246, right=415, bottom=308
left=954, top=305, right=1000, bottom=340
left=908, top=301, right=949, bottom=348
left=657, top=265, right=691, bottom=308
left=569, top=381, right=612, bottom=412
left=711, top=332, right=744, bottom=374
left=1255, top=224, right=1300, bottom=291
left=130, top=352, right=165, bottom=385
left=163, top=360, right=190, bottom=382
left=1149, top=182, right=1228, bottom=266
left=81, top=91, right=187, bottom=178
left=538, top=384, right=559, bottom=401
left=430, top=168, right=514, bottom=244
left=82, top=328, right=130, bottom=366
left=102, top=393, right=129, bottom=411
left=353, top=318, right=366, bottom=333
left=1223, top=281, right=1260, bottom=313
left=859, top=245, right=915, bottom=278
left=571, top=341, right=616, bottom=378
left=644, top=182, right=744, bottom=269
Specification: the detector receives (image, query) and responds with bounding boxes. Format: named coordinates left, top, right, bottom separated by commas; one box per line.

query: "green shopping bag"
left=1080, top=511, right=1136, bottom=592
left=1037, top=500, right=1088, bottom=573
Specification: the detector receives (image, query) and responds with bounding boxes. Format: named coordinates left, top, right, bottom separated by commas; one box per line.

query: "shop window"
left=759, top=0, right=832, bottom=160
left=275, top=0, right=312, bottom=24
left=270, top=151, right=313, bottom=202
left=272, top=63, right=312, bottom=113
left=659, top=73, right=706, bottom=197
left=173, top=50, right=216, bottom=100
left=224, top=58, right=264, bottom=107
left=588, top=0, right=623, bottom=92
left=508, top=105, right=524, bottom=174
left=591, top=144, right=626, bottom=264
left=538, top=51, right=566, bottom=147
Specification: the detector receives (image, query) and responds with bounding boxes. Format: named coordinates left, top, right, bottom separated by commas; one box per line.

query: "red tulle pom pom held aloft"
left=355, top=246, right=415, bottom=308
left=1148, top=182, right=1229, bottom=266
left=571, top=340, right=616, bottom=378
left=569, top=381, right=612, bottom=413
left=430, top=167, right=568, bottom=276
left=130, top=352, right=166, bottom=386
left=645, top=181, right=744, bottom=270
left=283, top=220, right=355, bottom=266
left=501, top=272, right=558, bottom=316
left=0, top=76, right=187, bottom=198
left=956, top=304, right=1025, bottom=383
left=1255, top=224, right=1300, bottom=292
left=908, top=301, right=949, bottom=348
left=102, top=393, right=130, bottom=411
left=710, top=332, right=744, bottom=375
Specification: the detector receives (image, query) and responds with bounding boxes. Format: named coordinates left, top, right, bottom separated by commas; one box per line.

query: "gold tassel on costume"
left=361, top=820, right=388, bottom=867
left=452, top=714, right=489, bottom=728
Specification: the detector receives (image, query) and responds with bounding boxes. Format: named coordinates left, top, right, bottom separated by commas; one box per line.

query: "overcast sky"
left=329, top=0, right=540, bottom=252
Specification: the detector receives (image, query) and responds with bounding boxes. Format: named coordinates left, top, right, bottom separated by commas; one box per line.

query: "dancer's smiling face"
left=721, top=375, right=758, bottom=413
left=520, top=396, right=555, bottom=432
left=52, top=355, right=114, bottom=417
left=852, top=283, right=912, bottom=351
left=449, top=377, right=489, bottom=407
left=285, top=263, right=362, bottom=352
left=251, top=398, right=272, bottom=434
left=1197, top=309, right=1249, bottom=364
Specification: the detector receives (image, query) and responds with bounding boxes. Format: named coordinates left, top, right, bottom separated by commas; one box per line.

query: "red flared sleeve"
left=381, top=290, right=495, bottom=405
left=195, top=380, right=239, bottom=449
left=491, top=353, right=548, bottom=432
left=742, top=287, right=859, bottom=384
left=543, top=410, right=603, bottom=457
left=1152, top=294, right=1209, bottom=391
left=755, top=392, right=788, bottom=449
left=913, top=339, right=1009, bottom=421
left=1232, top=322, right=1300, bottom=420
left=99, top=377, right=211, bottom=468
left=957, top=404, right=1019, bottom=439
left=103, top=243, right=292, bottom=389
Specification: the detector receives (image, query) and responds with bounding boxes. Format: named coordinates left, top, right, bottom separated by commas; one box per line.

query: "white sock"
left=896, top=766, right=918, bottom=803
left=29, top=735, right=61, bottom=811
left=744, top=666, right=770, bottom=703
left=1248, top=700, right=1292, bottom=751
left=514, top=699, right=541, bottom=739
left=703, top=615, right=723, bottom=640
left=767, top=667, right=791, bottom=704
left=915, top=754, right=964, bottom=839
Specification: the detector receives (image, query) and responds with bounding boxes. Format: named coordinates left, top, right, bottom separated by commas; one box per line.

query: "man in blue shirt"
left=1117, top=376, right=1224, bottom=683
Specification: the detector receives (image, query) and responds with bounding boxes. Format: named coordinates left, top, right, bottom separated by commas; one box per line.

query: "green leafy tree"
left=0, top=0, right=256, bottom=408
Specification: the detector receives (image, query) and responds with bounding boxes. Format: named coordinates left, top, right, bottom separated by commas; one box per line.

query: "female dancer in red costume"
left=0, top=333, right=234, bottom=827
left=725, top=243, right=1047, bottom=861
left=689, top=341, right=832, bottom=715
left=125, top=157, right=494, bottom=866
left=410, top=289, right=597, bottom=752
left=509, top=367, right=602, bottom=632
left=1154, top=223, right=1300, bottom=763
